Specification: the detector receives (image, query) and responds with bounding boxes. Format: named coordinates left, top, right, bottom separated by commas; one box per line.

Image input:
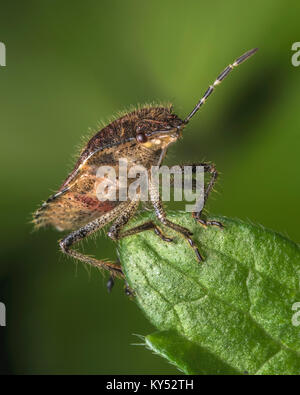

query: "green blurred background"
left=0, top=0, right=299, bottom=374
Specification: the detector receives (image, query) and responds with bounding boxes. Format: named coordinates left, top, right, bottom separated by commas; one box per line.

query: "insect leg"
left=191, top=162, right=223, bottom=228
left=107, top=199, right=158, bottom=296
left=170, top=163, right=223, bottom=228
left=117, top=221, right=173, bottom=242
left=107, top=196, right=173, bottom=242
left=149, top=179, right=203, bottom=261
left=59, top=203, right=131, bottom=279
left=107, top=199, right=140, bottom=241
left=59, top=227, right=124, bottom=278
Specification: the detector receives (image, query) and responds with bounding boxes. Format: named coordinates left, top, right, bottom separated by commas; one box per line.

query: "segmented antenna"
left=184, top=48, right=258, bottom=124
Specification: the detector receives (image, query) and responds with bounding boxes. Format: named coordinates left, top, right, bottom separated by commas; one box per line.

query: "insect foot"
left=124, top=282, right=134, bottom=297
left=106, top=276, right=115, bottom=293
left=195, top=215, right=224, bottom=229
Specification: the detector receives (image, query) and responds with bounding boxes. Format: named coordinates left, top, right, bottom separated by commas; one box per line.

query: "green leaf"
left=118, top=211, right=300, bottom=375
left=145, top=330, right=241, bottom=375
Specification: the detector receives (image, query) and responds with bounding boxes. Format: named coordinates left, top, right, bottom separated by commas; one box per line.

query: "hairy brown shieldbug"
left=33, top=48, right=258, bottom=291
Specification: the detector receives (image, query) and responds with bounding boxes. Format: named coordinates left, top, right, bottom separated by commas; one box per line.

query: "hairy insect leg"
left=59, top=203, right=132, bottom=281
left=107, top=197, right=172, bottom=242
left=170, top=162, right=223, bottom=229
left=106, top=199, right=144, bottom=296
left=149, top=179, right=204, bottom=261
left=107, top=199, right=140, bottom=241
left=60, top=226, right=124, bottom=279
left=190, top=162, right=223, bottom=228
left=118, top=221, right=173, bottom=242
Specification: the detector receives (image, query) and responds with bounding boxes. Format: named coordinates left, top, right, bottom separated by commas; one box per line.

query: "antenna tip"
left=236, top=48, right=258, bottom=65
left=247, top=48, right=259, bottom=57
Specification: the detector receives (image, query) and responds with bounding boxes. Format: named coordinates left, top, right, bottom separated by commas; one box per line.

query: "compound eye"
left=136, top=133, right=148, bottom=143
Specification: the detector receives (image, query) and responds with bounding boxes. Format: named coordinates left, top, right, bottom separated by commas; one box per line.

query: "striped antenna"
left=184, top=48, right=258, bottom=124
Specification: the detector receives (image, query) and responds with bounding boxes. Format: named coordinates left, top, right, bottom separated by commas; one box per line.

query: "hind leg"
left=59, top=219, right=124, bottom=279
left=59, top=202, right=135, bottom=282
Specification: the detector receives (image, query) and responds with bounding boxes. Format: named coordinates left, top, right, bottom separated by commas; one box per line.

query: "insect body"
left=34, top=48, right=258, bottom=290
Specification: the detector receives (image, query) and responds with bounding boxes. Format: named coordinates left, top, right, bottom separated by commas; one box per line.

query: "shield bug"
left=33, top=48, right=258, bottom=291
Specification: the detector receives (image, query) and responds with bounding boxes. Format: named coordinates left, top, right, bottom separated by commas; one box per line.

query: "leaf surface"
left=118, top=212, right=300, bottom=374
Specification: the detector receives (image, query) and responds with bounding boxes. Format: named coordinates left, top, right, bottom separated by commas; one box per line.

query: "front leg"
left=149, top=179, right=204, bottom=262
left=170, top=162, right=223, bottom=228
left=191, top=162, right=223, bottom=228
